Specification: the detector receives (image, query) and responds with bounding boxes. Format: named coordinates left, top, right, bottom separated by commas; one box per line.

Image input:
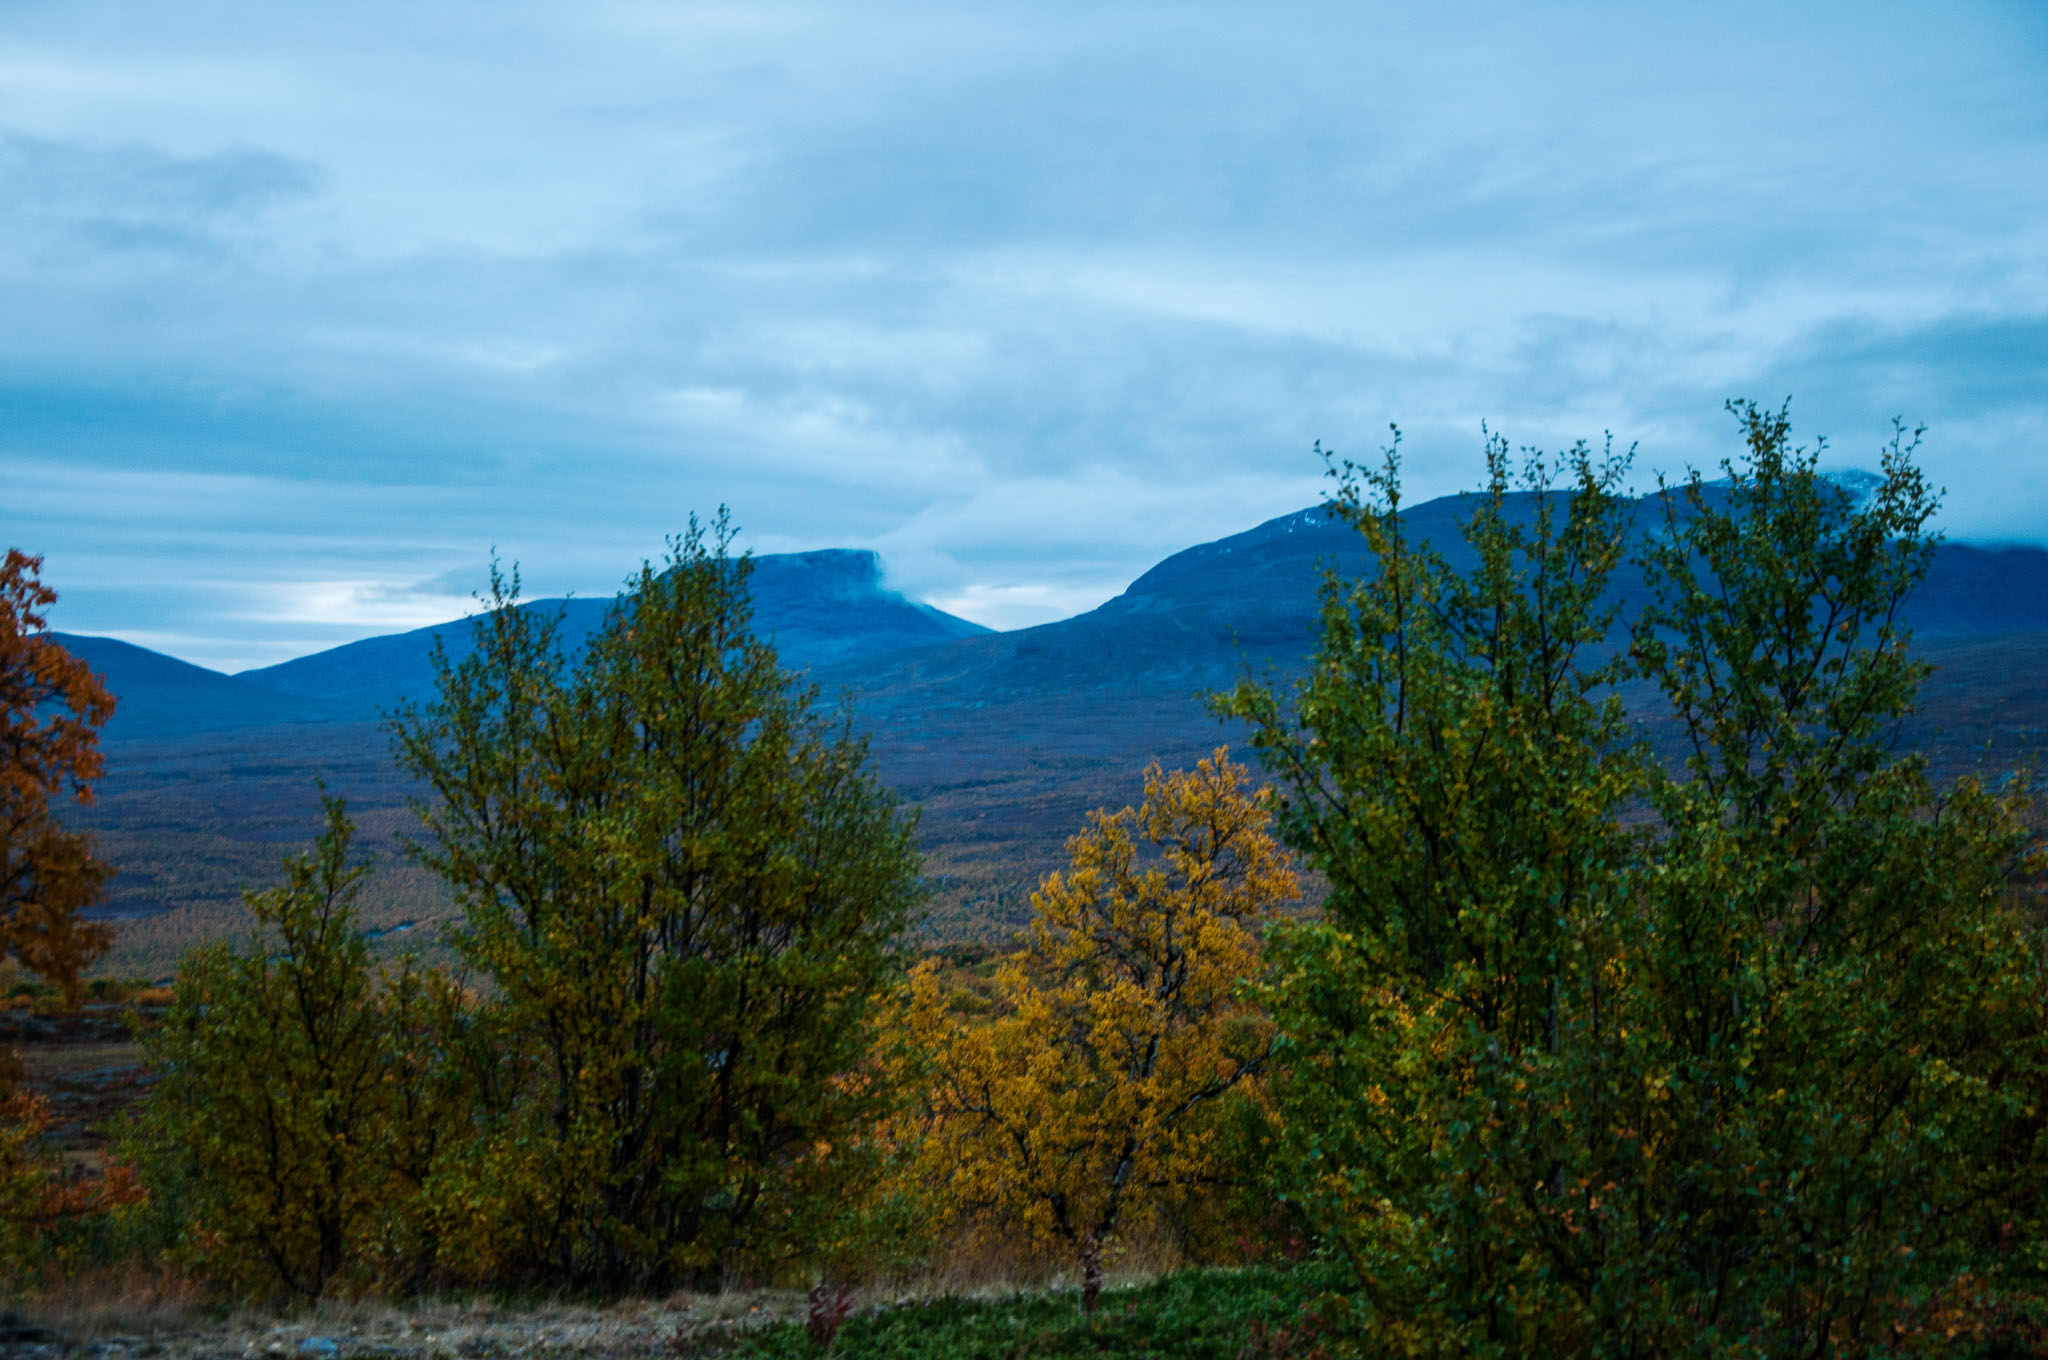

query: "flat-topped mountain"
left=59, top=549, right=989, bottom=739
left=68, top=490, right=2048, bottom=741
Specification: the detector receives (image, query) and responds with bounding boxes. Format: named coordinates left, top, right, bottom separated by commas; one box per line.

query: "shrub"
left=1223, top=408, right=2047, bottom=1354
left=136, top=797, right=457, bottom=1298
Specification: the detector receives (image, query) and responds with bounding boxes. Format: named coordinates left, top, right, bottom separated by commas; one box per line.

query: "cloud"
left=237, top=577, right=480, bottom=632
left=0, top=132, right=319, bottom=264
left=1, top=0, right=2044, bottom=665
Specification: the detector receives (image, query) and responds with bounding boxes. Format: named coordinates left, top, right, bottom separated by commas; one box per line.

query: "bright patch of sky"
left=3, top=1, right=2044, bottom=671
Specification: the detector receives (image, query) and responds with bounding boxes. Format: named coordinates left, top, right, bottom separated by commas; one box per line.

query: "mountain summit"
left=825, top=487, right=2048, bottom=713
left=58, top=548, right=989, bottom=738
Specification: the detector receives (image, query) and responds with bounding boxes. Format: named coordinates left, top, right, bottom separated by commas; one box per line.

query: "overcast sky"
left=4, top=1, right=2045, bottom=671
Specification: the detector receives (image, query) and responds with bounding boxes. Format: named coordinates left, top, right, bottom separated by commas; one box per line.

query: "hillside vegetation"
left=5, top=403, right=2048, bottom=1357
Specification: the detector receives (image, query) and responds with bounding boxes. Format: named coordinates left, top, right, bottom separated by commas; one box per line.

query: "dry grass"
left=7, top=1260, right=211, bottom=1343
left=10, top=1274, right=821, bottom=1358
left=13, top=1040, right=146, bottom=1077
left=4, top=1235, right=1198, bottom=1359
left=900, top=1221, right=1187, bottom=1303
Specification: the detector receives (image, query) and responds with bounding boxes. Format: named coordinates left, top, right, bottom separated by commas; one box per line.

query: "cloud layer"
left=4, top=1, right=2044, bottom=670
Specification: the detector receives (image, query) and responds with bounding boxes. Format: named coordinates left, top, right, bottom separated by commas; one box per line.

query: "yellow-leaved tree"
left=905, top=749, right=1296, bottom=1313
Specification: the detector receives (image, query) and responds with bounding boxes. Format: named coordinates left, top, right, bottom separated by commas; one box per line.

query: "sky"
left=3, top=1, right=2045, bottom=672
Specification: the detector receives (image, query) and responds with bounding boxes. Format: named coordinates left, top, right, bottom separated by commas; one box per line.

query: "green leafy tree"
left=390, top=514, right=924, bottom=1289
left=1621, top=403, right=2046, bottom=1352
left=139, top=797, right=458, bottom=1298
left=1222, top=431, right=1648, bottom=1352
left=1224, top=409, right=2045, bottom=1355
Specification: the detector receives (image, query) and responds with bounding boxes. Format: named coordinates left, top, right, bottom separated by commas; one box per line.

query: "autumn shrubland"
left=6, top=404, right=2048, bottom=1357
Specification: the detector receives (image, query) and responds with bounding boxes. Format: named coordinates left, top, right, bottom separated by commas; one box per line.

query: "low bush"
left=134, top=796, right=459, bottom=1299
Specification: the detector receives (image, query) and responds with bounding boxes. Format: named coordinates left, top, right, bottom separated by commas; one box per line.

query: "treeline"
left=5, top=403, right=2048, bottom=1355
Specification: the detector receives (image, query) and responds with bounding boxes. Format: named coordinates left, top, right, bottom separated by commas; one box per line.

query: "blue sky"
left=4, top=1, right=2045, bottom=671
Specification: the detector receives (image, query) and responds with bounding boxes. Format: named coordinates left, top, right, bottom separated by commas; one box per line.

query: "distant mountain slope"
left=244, top=548, right=988, bottom=714
left=1914, top=544, right=2048, bottom=636
left=827, top=491, right=2048, bottom=714
left=64, top=492, right=2048, bottom=744
left=62, top=549, right=989, bottom=739
left=48, top=635, right=347, bottom=734
left=60, top=488, right=2048, bottom=963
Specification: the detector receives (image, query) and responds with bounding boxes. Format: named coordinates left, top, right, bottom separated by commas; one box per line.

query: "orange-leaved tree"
left=905, top=749, right=1296, bottom=1314
left=0, top=549, right=121, bottom=1276
left=0, top=549, right=114, bottom=995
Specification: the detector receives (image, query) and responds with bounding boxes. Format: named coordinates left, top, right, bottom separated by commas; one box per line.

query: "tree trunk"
left=1081, top=1230, right=1104, bottom=1318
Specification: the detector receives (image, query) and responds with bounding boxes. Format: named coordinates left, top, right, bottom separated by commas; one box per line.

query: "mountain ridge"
left=58, top=547, right=989, bottom=738
left=58, top=493, right=2048, bottom=739
left=54, top=486, right=2048, bottom=961
left=818, top=490, right=2048, bottom=716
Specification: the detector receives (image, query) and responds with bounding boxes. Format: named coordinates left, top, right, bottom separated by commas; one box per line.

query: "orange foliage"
left=1, top=549, right=115, bottom=997
left=0, top=1067, right=145, bottom=1270
left=2, top=550, right=124, bottom=1270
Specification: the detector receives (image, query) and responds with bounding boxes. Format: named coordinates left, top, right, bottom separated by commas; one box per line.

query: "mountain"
left=76, top=490, right=2048, bottom=742
left=60, top=488, right=2048, bottom=970
left=824, top=493, right=2048, bottom=713
left=244, top=548, right=987, bottom=715
left=1912, top=544, right=2048, bottom=637
left=47, top=635, right=350, bottom=734
left=60, top=549, right=989, bottom=739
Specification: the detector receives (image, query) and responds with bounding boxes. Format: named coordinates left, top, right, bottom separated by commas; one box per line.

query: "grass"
left=21, top=1256, right=2048, bottom=1358
left=4, top=1263, right=1346, bottom=1359
left=719, top=1263, right=1346, bottom=1359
